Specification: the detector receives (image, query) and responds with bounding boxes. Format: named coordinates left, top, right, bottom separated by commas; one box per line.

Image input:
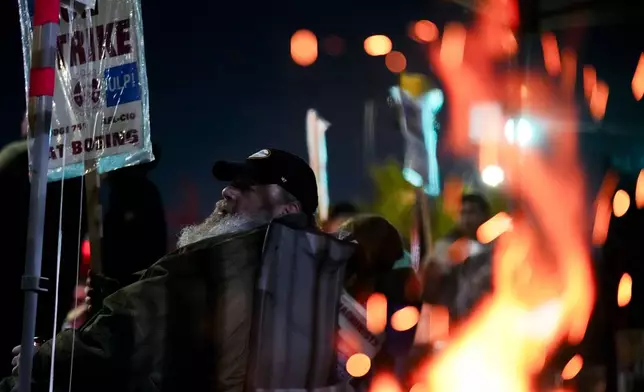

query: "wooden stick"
left=84, top=159, right=103, bottom=274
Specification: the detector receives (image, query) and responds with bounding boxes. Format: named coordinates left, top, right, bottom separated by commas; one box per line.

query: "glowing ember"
left=617, top=273, right=632, bottom=308
left=636, top=169, right=644, bottom=208
left=632, top=53, right=644, bottom=101
left=541, top=33, right=561, bottom=76
left=612, top=189, right=631, bottom=218
left=592, top=172, right=618, bottom=246
left=391, top=306, right=420, bottom=331
left=366, top=293, right=387, bottom=334
left=477, top=212, right=513, bottom=244
left=346, top=353, right=371, bottom=377
left=561, top=354, right=583, bottom=380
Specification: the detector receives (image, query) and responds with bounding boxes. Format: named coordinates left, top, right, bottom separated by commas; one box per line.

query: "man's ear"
left=274, top=201, right=301, bottom=217
left=279, top=202, right=301, bottom=216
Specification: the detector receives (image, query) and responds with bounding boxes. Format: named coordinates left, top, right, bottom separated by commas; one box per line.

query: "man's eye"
left=232, top=180, right=256, bottom=191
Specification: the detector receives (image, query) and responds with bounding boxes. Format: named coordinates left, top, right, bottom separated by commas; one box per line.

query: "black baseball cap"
left=212, top=148, right=318, bottom=215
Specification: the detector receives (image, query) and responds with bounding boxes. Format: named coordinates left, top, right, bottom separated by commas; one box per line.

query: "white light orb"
left=516, top=118, right=534, bottom=146
left=481, top=165, right=505, bottom=187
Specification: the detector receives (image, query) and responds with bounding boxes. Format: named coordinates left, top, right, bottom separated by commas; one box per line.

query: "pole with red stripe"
left=19, top=1, right=60, bottom=391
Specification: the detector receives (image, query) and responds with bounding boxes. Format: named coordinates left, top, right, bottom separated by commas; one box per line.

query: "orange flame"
left=423, top=0, right=595, bottom=390
left=592, top=172, right=618, bottom=245
left=589, top=80, right=609, bottom=121
left=541, top=33, right=561, bottom=76
left=440, top=23, right=466, bottom=69
left=477, top=212, right=513, bottom=244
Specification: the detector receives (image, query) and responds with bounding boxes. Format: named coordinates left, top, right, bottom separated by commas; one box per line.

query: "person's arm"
left=29, top=286, right=139, bottom=391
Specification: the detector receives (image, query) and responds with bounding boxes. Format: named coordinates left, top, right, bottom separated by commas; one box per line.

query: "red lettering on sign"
left=57, top=18, right=132, bottom=69
left=49, top=130, right=139, bottom=160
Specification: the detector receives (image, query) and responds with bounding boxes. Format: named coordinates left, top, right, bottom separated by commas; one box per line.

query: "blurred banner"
left=390, top=74, right=444, bottom=197
left=391, top=74, right=444, bottom=270
left=306, top=109, right=331, bottom=221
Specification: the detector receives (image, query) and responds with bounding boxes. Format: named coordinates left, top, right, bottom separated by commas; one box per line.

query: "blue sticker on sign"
left=104, top=62, right=140, bottom=107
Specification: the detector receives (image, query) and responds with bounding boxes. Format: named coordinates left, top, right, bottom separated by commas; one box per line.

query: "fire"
left=421, top=0, right=596, bottom=390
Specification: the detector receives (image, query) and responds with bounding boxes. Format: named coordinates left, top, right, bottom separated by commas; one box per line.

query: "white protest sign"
left=47, top=0, right=150, bottom=175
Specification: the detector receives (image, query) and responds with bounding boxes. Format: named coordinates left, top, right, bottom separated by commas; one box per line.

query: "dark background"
left=1, top=0, right=642, bottom=237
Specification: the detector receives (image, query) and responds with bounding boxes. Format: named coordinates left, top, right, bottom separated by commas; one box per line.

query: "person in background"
left=101, top=143, right=167, bottom=288
left=0, top=115, right=86, bottom=376
left=337, top=215, right=421, bottom=384
left=323, top=202, right=359, bottom=233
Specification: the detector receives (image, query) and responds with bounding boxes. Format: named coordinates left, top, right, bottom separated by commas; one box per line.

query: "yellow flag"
left=400, top=72, right=432, bottom=98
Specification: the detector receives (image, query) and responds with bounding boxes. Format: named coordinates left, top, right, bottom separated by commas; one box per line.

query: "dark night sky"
left=0, top=0, right=643, bottom=236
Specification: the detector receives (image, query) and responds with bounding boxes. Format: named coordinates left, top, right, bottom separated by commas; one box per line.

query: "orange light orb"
left=346, top=353, right=371, bottom=378
left=385, top=51, right=406, bottom=73
left=364, top=35, right=392, bottom=56
left=412, top=20, right=438, bottom=43
left=290, top=29, right=318, bottom=66
left=613, top=189, right=630, bottom=217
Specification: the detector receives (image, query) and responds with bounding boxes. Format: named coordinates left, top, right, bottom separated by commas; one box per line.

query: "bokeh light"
left=411, top=20, right=438, bottom=43
left=385, top=51, right=406, bottom=73
left=366, top=293, right=387, bottom=334
left=391, top=306, right=420, bottom=331
left=345, top=353, right=371, bottom=378
left=290, top=29, right=318, bottom=66
left=364, top=35, right=392, bottom=56
left=613, top=189, right=630, bottom=217
left=440, top=22, right=466, bottom=68
left=618, top=273, right=633, bottom=307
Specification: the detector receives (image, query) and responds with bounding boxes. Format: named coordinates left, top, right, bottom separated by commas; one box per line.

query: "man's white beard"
left=177, top=211, right=270, bottom=248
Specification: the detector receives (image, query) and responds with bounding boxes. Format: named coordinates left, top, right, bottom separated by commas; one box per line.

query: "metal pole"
left=19, top=1, right=60, bottom=391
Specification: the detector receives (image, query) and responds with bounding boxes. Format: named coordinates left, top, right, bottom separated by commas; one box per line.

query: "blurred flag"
left=390, top=75, right=444, bottom=196
left=306, top=109, right=331, bottom=221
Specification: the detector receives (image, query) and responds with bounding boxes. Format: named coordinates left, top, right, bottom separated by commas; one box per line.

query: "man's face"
left=177, top=179, right=286, bottom=248
left=216, top=179, right=285, bottom=219
left=459, top=201, right=487, bottom=237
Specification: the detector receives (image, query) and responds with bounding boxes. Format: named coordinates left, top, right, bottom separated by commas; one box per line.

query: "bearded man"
left=4, top=149, right=319, bottom=392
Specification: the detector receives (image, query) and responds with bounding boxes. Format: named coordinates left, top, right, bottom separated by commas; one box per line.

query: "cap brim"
left=212, top=161, right=252, bottom=181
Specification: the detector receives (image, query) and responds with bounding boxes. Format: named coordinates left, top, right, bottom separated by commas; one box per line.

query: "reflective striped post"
left=19, top=1, right=60, bottom=391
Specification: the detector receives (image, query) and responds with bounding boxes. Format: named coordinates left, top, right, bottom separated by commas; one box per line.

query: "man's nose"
left=222, top=185, right=241, bottom=200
